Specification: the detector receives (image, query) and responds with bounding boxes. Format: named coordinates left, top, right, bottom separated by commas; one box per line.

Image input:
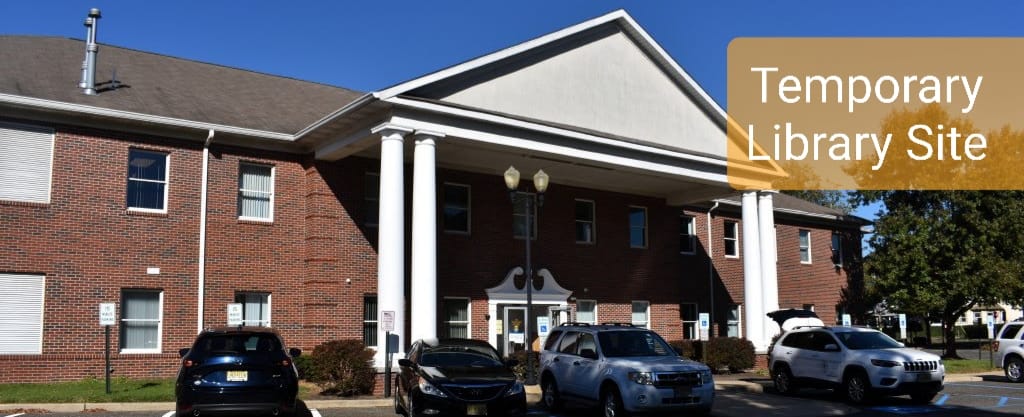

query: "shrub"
left=292, top=354, right=313, bottom=380
left=704, top=337, right=755, bottom=373
left=304, top=340, right=376, bottom=396
left=667, top=339, right=702, bottom=360
left=509, top=350, right=540, bottom=382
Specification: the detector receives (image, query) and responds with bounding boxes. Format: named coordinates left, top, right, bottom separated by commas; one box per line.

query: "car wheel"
left=394, top=382, right=406, bottom=416
left=772, top=364, right=798, bottom=395
left=602, top=387, right=628, bottom=417
left=1006, top=357, right=1024, bottom=383
left=910, top=390, right=938, bottom=404
left=843, top=371, right=871, bottom=404
left=542, top=378, right=562, bottom=411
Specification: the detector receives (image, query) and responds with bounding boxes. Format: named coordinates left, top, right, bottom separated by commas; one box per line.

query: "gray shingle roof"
left=706, top=192, right=871, bottom=225
left=0, top=36, right=364, bottom=134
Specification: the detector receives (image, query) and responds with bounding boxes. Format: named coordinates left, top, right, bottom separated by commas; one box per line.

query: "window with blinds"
left=363, top=295, right=378, bottom=347
left=0, top=122, right=54, bottom=204
left=576, top=300, right=596, bottom=325
left=238, top=163, right=274, bottom=221
left=120, top=290, right=162, bottom=353
left=443, top=298, right=470, bottom=338
left=234, top=292, right=270, bottom=327
left=127, top=149, right=169, bottom=212
left=631, top=300, right=650, bottom=329
left=0, top=273, right=45, bottom=354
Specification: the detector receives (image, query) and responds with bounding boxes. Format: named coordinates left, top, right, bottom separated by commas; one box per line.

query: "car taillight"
left=994, top=341, right=1000, bottom=351
left=183, top=359, right=196, bottom=367
left=280, top=359, right=291, bottom=367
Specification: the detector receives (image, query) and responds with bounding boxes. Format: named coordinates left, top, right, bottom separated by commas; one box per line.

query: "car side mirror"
left=897, top=342, right=905, bottom=348
left=505, top=358, right=519, bottom=368
left=579, top=348, right=598, bottom=360
left=824, top=343, right=840, bottom=352
left=289, top=348, right=302, bottom=357
left=178, top=348, right=190, bottom=358
left=398, top=358, right=415, bottom=368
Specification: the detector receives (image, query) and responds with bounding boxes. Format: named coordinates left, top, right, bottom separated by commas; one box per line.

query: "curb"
left=0, top=372, right=1004, bottom=413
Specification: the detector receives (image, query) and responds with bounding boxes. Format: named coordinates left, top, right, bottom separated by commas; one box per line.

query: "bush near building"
left=705, top=338, right=755, bottom=373
left=304, top=340, right=376, bottom=396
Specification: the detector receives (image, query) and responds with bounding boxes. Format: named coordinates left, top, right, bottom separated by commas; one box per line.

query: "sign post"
left=381, top=311, right=395, bottom=398
left=898, top=313, right=908, bottom=341
left=698, top=313, right=710, bottom=363
left=99, top=303, right=116, bottom=394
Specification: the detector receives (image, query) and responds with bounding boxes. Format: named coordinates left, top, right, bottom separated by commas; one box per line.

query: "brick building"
left=0, top=10, right=866, bottom=383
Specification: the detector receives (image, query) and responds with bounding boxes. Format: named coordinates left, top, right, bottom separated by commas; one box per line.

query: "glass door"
left=504, top=306, right=527, bottom=357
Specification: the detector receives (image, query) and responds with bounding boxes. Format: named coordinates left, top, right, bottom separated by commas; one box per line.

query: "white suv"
left=994, top=321, right=1024, bottom=382
left=539, top=323, right=714, bottom=417
left=769, top=326, right=944, bottom=404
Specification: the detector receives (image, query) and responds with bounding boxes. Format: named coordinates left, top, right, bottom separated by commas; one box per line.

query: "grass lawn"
left=0, top=378, right=316, bottom=403
left=943, top=358, right=1000, bottom=374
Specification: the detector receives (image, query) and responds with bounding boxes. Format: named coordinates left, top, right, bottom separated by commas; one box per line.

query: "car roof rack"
left=791, top=325, right=828, bottom=330
left=600, top=322, right=635, bottom=327
left=558, top=322, right=591, bottom=327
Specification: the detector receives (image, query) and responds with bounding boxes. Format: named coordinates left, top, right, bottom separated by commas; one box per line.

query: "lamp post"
left=504, top=165, right=549, bottom=386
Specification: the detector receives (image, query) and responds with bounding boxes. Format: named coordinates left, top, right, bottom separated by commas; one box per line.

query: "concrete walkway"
left=0, top=371, right=1005, bottom=414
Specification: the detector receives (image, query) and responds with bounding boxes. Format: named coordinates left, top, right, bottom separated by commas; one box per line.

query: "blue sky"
left=6, top=1, right=1024, bottom=240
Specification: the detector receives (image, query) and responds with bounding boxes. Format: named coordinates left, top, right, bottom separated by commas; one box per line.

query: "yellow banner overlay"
left=727, top=38, right=1024, bottom=190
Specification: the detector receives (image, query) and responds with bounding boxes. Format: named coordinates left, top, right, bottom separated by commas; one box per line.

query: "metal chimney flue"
left=79, top=8, right=101, bottom=95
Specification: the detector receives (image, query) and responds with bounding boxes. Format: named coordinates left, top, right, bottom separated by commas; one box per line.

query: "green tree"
left=854, top=190, right=1024, bottom=358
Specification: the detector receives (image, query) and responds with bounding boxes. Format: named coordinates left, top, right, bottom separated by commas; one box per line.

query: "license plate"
left=466, top=403, right=487, bottom=415
left=226, top=371, right=248, bottom=382
left=916, top=373, right=931, bottom=382
left=674, top=386, right=692, bottom=397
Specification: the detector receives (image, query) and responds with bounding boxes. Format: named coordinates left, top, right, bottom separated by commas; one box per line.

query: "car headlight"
left=418, top=380, right=448, bottom=398
left=871, top=359, right=901, bottom=368
left=505, top=381, right=524, bottom=396
left=699, top=369, right=713, bottom=384
left=629, top=372, right=654, bottom=385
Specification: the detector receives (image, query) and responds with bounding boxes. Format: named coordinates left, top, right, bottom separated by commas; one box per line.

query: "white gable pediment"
left=392, top=13, right=726, bottom=160
left=486, top=267, right=572, bottom=303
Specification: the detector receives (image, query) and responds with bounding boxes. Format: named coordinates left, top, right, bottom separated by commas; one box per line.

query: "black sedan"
left=395, top=338, right=527, bottom=417
left=176, top=327, right=302, bottom=417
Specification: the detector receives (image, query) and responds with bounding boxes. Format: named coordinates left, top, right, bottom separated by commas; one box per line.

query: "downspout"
left=198, top=129, right=215, bottom=332
left=707, top=201, right=719, bottom=336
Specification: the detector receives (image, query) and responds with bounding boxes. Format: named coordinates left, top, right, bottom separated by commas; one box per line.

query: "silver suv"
left=994, top=321, right=1024, bottom=382
left=769, top=326, right=944, bottom=404
left=538, top=323, right=713, bottom=417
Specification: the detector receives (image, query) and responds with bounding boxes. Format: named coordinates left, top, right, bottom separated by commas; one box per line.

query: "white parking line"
left=947, top=383, right=1024, bottom=390
left=4, top=413, right=25, bottom=417
left=160, top=411, right=175, bottom=417
left=310, top=408, right=322, bottom=417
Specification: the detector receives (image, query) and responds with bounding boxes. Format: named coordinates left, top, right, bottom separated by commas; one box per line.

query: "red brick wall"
left=0, top=119, right=863, bottom=382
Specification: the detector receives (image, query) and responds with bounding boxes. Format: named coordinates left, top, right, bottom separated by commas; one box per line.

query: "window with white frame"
left=575, top=200, right=595, bottom=244
left=0, top=273, right=45, bottom=354
left=576, top=300, right=597, bottom=325
left=238, top=163, right=274, bottom=221
left=0, top=122, right=54, bottom=204
left=631, top=301, right=650, bottom=329
left=363, top=295, right=377, bottom=347
left=629, top=206, right=647, bottom=248
left=831, top=233, right=843, bottom=266
left=727, top=304, right=741, bottom=337
left=364, top=173, right=379, bottom=227
left=512, top=192, right=537, bottom=239
left=120, top=290, right=162, bottom=352
left=724, top=221, right=738, bottom=257
left=799, top=229, right=812, bottom=263
left=680, top=215, right=696, bottom=254
left=443, top=183, right=470, bottom=233
left=127, top=149, right=169, bottom=212
left=443, top=298, right=470, bottom=338
left=681, top=303, right=698, bottom=339
left=234, top=292, right=270, bottom=327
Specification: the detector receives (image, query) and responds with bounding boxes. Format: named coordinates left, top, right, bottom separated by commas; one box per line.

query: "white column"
left=741, top=191, right=764, bottom=352
left=372, top=124, right=412, bottom=367
left=758, top=191, right=780, bottom=343
left=411, top=130, right=444, bottom=342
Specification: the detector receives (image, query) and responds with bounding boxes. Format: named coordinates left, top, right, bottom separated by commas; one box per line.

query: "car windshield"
left=598, top=330, right=675, bottom=357
left=420, top=344, right=504, bottom=367
left=834, top=331, right=903, bottom=350
left=194, top=334, right=281, bottom=355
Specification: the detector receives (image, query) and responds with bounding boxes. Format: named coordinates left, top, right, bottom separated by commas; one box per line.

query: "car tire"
left=910, top=390, right=938, bottom=404
left=542, top=378, right=562, bottom=411
left=772, top=364, right=798, bottom=395
left=1006, top=356, right=1024, bottom=383
left=602, top=387, right=628, bottom=417
left=394, top=382, right=406, bottom=416
left=842, top=370, right=871, bottom=404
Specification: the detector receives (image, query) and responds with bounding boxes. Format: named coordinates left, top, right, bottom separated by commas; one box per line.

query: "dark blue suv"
left=176, top=327, right=302, bottom=416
